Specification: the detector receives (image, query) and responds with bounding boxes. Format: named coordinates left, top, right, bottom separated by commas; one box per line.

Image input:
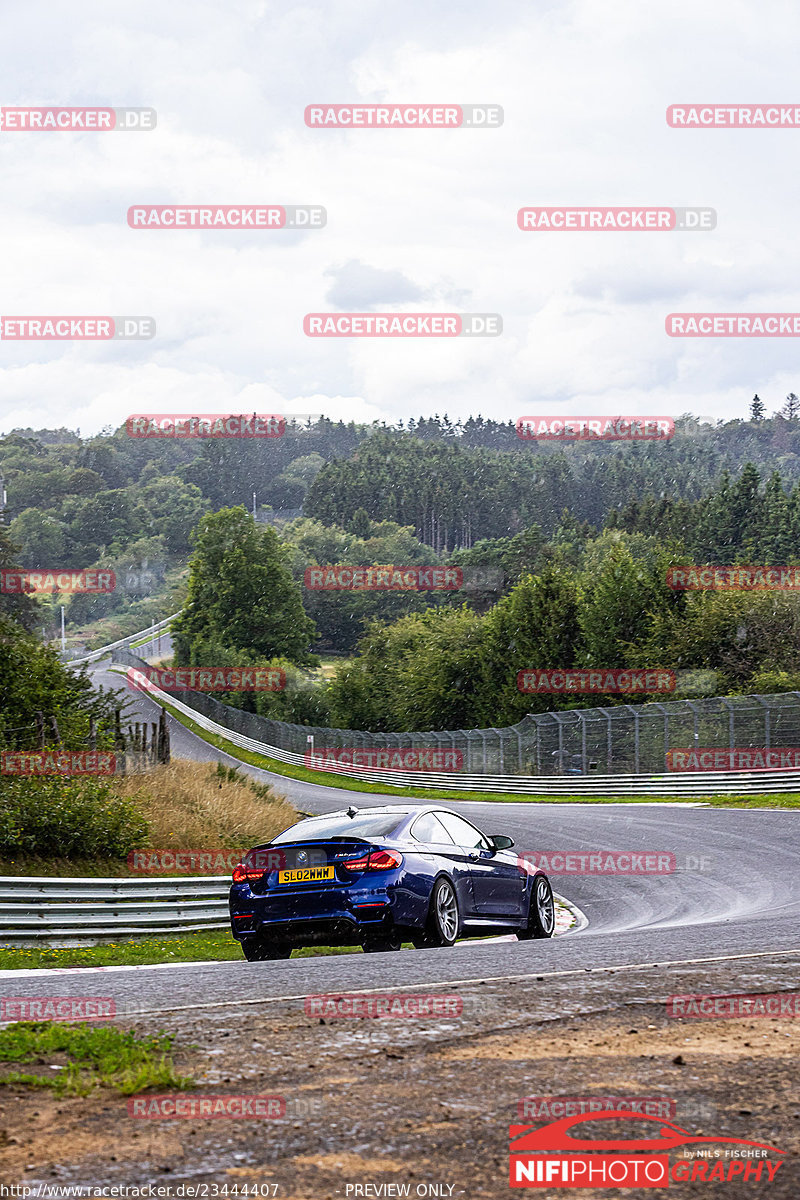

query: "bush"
left=0, top=776, right=148, bottom=859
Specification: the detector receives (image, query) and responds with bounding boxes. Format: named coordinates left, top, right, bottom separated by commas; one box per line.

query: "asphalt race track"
left=2, top=658, right=797, bottom=1019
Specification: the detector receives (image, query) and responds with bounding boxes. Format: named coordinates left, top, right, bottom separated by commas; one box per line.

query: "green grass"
left=0, top=929, right=366, bottom=971
left=0, top=1022, right=191, bottom=1096
left=119, top=681, right=800, bottom=808
left=704, top=793, right=800, bottom=808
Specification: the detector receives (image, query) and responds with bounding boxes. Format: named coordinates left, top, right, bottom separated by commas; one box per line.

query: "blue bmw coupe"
left=229, top=803, right=554, bottom=960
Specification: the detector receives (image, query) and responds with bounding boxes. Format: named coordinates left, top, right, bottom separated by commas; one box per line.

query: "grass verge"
left=0, top=929, right=364, bottom=971
left=114, top=759, right=297, bottom=848
left=138, top=687, right=800, bottom=808
left=0, top=1022, right=191, bottom=1097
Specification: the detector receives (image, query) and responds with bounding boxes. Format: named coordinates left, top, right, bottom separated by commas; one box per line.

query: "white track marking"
left=2, top=949, right=798, bottom=1018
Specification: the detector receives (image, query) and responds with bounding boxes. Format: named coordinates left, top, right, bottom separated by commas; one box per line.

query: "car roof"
left=300, top=804, right=454, bottom=820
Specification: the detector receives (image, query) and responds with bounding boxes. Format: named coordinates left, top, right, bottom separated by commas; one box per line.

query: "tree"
left=173, top=507, right=316, bottom=666
left=348, top=507, right=372, bottom=538
left=750, top=394, right=766, bottom=421
left=781, top=393, right=800, bottom=420
left=8, top=509, right=68, bottom=567
left=578, top=544, right=663, bottom=671
left=479, top=564, right=583, bottom=722
left=136, top=476, right=209, bottom=554
left=327, top=607, right=487, bottom=732
left=0, top=525, right=39, bottom=631
left=0, top=611, right=123, bottom=744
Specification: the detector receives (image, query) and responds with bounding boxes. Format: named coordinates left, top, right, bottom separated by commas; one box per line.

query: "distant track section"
left=67, top=613, right=180, bottom=666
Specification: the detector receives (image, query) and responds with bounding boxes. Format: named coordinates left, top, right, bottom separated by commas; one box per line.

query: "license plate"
left=278, top=866, right=335, bottom=884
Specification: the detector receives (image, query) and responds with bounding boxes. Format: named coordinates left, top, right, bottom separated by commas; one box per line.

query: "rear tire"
left=519, top=875, right=555, bottom=939
left=362, top=932, right=402, bottom=952
left=240, top=938, right=293, bottom=961
left=414, top=877, right=460, bottom=948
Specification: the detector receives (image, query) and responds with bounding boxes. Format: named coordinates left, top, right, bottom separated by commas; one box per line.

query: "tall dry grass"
left=115, top=760, right=298, bottom=849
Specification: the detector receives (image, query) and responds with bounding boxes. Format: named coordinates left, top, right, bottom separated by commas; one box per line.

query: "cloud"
left=1, top=0, right=799, bottom=434
left=324, top=259, right=425, bottom=309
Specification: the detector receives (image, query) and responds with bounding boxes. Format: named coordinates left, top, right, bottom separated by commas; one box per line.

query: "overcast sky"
left=1, top=0, right=798, bottom=437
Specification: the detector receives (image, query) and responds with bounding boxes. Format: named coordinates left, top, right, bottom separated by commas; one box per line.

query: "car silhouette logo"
left=509, top=1110, right=786, bottom=1155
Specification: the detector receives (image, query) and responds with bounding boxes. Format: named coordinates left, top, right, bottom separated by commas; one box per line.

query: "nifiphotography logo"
left=508, top=1111, right=786, bottom=1188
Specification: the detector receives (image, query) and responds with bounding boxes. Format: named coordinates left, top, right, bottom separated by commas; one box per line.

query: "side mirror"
left=490, top=834, right=515, bottom=850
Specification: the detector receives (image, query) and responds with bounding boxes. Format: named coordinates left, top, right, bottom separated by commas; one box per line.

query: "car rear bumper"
left=229, top=879, right=409, bottom=946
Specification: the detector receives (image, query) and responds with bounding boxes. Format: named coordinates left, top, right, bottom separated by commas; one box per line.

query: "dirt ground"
left=1, top=966, right=798, bottom=1198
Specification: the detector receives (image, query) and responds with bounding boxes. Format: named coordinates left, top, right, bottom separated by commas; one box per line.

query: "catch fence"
left=111, top=650, right=800, bottom=779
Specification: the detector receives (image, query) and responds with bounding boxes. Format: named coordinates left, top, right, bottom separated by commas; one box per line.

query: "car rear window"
left=271, top=813, right=408, bottom=842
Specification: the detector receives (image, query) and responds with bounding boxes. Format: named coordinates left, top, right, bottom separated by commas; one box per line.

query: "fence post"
left=634, top=710, right=640, bottom=773
left=49, top=716, right=61, bottom=745
left=114, top=711, right=126, bottom=776
left=35, top=711, right=45, bottom=749
left=88, top=717, right=96, bottom=752
left=158, top=707, right=170, bottom=763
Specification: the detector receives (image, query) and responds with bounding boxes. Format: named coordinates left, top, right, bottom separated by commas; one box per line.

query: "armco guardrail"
left=0, top=875, right=229, bottom=946
left=67, top=613, right=180, bottom=666
left=113, top=661, right=800, bottom=796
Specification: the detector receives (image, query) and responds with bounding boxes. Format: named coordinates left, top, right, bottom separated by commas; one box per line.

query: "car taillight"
left=343, top=850, right=403, bottom=872
left=232, top=864, right=266, bottom=884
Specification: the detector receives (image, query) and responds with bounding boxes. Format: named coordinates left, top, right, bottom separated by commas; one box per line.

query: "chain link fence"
left=0, top=705, right=169, bottom=776
left=112, top=649, right=800, bottom=777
